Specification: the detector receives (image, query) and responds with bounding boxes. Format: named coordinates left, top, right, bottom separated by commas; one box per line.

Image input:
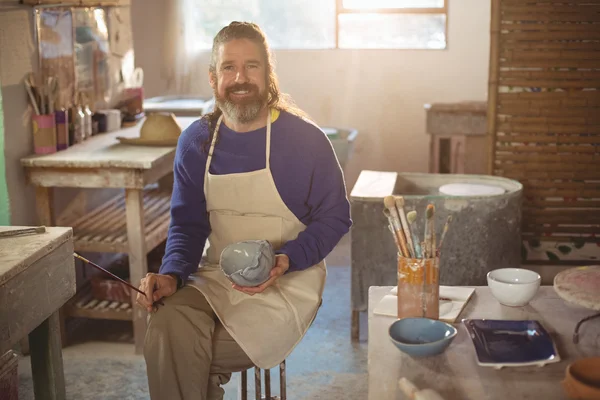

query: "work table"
left=0, top=226, right=75, bottom=400
left=368, top=285, right=600, bottom=400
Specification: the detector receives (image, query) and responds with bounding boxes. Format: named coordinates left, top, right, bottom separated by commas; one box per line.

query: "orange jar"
left=397, top=254, right=440, bottom=319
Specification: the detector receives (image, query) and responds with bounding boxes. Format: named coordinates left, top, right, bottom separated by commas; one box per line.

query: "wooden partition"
left=487, top=0, right=600, bottom=264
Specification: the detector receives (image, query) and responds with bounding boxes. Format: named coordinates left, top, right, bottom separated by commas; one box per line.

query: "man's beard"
left=214, top=82, right=268, bottom=124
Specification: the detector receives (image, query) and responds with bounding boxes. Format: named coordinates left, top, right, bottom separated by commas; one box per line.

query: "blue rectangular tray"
left=462, top=319, right=561, bottom=369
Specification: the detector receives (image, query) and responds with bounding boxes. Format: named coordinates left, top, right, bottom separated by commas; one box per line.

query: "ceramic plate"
left=462, top=319, right=561, bottom=369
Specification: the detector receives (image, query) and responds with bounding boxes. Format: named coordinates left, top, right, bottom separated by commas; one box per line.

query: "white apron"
left=188, top=110, right=326, bottom=369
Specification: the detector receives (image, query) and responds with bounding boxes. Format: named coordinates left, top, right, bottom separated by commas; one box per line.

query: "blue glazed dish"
left=388, top=318, right=458, bottom=358
left=462, top=319, right=561, bottom=368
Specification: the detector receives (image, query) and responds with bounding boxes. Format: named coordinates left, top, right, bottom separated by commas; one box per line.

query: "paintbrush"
left=406, top=211, right=422, bottom=258
left=430, top=205, right=436, bottom=258
left=74, top=253, right=164, bottom=307
left=383, top=208, right=409, bottom=257
left=436, top=215, right=453, bottom=257
left=0, top=226, right=46, bottom=238
left=394, top=196, right=415, bottom=258
left=384, top=196, right=411, bottom=258
left=424, top=204, right=435, bottom=259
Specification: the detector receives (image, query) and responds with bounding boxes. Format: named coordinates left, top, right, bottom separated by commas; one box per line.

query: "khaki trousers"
left=144, top=286, right=254, bottom=400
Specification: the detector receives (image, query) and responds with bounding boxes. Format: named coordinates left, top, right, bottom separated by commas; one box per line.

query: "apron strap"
left=204, top=115, right=223, bottom=195
left=265, top=109, right=272, bottom=170
left=204, top=110, right=272, bottom=193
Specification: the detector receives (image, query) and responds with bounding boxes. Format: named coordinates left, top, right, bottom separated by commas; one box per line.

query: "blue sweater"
left=159, top=110, right=352, bottom=282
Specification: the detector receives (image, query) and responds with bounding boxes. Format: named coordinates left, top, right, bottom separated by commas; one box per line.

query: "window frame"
left=334, top=0, right=449, bottom=50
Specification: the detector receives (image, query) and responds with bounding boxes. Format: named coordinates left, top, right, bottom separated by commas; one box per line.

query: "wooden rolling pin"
left=399, top=377, right=446, bottom=400
left=0, top=226, right=46, bottom=238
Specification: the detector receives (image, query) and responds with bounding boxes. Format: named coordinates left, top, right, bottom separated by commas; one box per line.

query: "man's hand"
left=232, top=254, right=290, bottom=295
left=136, top=273, right=178, bottom=312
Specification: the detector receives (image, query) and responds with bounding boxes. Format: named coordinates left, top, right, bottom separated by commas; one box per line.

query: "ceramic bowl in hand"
left=487, top=268, right=541, bottom=307
left=389, top=317, right=457, bottom=358
left=220, top=240, right=276, bottom=287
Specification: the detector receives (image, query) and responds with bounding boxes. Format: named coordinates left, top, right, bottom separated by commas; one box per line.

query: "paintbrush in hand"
left=74, top=253, right=164, bottom=307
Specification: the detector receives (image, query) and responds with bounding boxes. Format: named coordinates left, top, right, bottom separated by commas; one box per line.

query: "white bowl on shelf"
left=487, top=268, right=541, bottom=307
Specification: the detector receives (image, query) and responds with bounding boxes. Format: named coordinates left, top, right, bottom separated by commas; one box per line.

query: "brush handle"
left=428, top=218, right=436, bottom=258
left=437, top=216, right=452, bottom=256
left=411, top=231, right=422, bottom=258
left=387, top=207, right=410, bottom=258
left=424, top=219, right=432, bottom=259
left=397, top=206, right=415, bottom=258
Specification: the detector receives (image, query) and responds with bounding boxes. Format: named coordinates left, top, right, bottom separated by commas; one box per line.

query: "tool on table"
left=0, top=226, right=46, bottom=238
left=73, top=253, right=164, bottom=308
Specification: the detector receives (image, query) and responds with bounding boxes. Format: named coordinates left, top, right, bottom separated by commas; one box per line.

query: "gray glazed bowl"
left=389, top=318, right=457, bottom=358
left=219, top=240, right=276, bottom=287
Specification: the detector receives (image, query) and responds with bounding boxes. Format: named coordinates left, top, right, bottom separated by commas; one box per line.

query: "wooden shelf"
left=64, top=186, right=171, bottom=254
left=64, top=283, right=133, bottom=321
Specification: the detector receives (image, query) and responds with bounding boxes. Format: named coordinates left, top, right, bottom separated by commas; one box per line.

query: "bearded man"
left=137, top=21, right=352, bottom=400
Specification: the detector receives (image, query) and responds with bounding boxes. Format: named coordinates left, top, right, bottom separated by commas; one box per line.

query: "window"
left=337, top=0, right=447, bottom=49
left=182, top=0, right=447, bottom=52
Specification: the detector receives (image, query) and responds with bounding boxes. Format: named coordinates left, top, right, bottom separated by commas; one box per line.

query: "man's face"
left=210, top=38, right=268, bottom=124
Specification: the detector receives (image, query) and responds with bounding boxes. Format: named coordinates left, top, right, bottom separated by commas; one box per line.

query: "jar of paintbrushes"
left=383, top=196, right=452, bottom=320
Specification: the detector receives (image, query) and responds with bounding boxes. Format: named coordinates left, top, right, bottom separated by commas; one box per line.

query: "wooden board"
left=350, top=170, right=397, bottom=201
left=0, top=226, right=73, bottom=286
left=20, top=117, right=196, bottom=170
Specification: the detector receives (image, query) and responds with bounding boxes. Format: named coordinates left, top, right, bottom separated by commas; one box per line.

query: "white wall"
left=132, top=0, right=491, bottom=191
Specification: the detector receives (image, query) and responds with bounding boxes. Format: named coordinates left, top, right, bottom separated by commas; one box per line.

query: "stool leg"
left=264, top=369, right=271, bottom=399
left=351, top=310, right=360, bottom=341
left=238, top=369, right=247, bottom=400
left=254, top=367, right=262, bottom=400
left=280, top=360, right=286, bottom=400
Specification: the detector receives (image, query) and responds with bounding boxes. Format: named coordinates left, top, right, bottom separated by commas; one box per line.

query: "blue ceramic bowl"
left=389, top=318, right=458, bottom=358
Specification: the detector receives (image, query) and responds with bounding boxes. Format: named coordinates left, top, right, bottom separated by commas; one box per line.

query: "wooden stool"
left=238, top=360, right=286, bottom=400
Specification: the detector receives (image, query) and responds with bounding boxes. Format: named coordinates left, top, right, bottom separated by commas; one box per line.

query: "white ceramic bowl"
left=487, top=268, right=541, bottom=307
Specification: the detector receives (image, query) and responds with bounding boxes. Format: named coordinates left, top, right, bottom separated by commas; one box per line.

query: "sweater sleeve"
left=159, top=122, right=211, bottom=282
left=275, top=129, right=352, bottom=272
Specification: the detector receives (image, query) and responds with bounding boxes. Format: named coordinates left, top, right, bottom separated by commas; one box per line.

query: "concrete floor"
left=17, top=234, right=370, bottom=400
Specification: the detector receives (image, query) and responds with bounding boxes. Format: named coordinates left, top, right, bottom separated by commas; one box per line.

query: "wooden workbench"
left=368, top=286, right=600, bottom=399
left=0, top=226, right=75, bottom=400
left=20, top=117, right=197, bottom=354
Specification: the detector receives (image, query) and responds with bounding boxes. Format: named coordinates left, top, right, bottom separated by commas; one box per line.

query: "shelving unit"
left=64, top=282, right=133, bottom=322
left=64, top=186, right=171, bottom=254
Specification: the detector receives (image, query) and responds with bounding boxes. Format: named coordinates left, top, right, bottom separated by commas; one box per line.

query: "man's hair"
left=202, top=21, right=311, bottom=153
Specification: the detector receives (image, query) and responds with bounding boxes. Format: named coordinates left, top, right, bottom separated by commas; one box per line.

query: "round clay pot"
left=562, top=357, right=600, bottom=400
left=219, top=240, right=276, bottom=287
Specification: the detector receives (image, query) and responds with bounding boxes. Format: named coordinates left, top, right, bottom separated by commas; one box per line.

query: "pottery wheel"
left=438, top=183, right=505, bottom=197
left=554, top=265, right=600, bottom=311
left=554, top=265, right=600, bottom=343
